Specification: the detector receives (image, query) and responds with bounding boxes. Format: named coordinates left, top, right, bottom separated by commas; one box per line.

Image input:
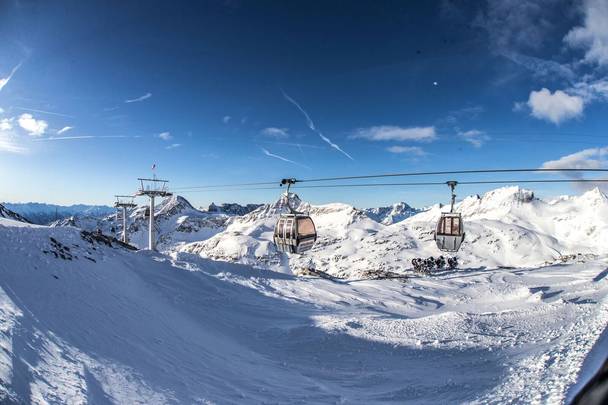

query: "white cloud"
left=541, top=146, right=608, bottom=190
left=352, top=126, right=436, bottom=142
left=124, top=92, right=152, bottom=103
left=0, top=107, right=4, bottom=114
left=541, top=146, right=608, bottom=171
left=564, top=0, right=608, bottom=67
left=18, top=113, right=48, bottom=136
left=0, top=118, right=12, bottom=131
left=158, top=131, right=173, bottom=141
left=165, top=143, right=181, bottom=150
left=526, top=88, right=584, bottom=124
left=261, top=127, right=289, bottom=138
left=57, top=126, right=73, bottom=135
left=0, top=62, right=22, bottom=92
left=222, top=115, right=231, bottom=124
left=386, top=146, right=426, bottom=156
left=458, top=129, right=490, bottom=148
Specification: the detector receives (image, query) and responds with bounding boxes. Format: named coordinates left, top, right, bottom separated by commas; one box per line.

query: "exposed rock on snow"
left=0, top=203, right=30, bottom=223
left=206, top=202, right=263, bottom=216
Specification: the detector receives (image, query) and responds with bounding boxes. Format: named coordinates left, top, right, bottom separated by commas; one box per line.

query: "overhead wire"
left=174, top=178, right=608, bottom=193
left=171, top=168, right=608, bottom=191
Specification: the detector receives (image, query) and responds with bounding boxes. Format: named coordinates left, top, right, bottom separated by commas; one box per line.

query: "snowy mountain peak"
left=156, top=195, right=196, bottom=217
left=578, top=186, right=608, bottom=205
left=365, top=201, right=420, bottom=224
left=457, top=186, right=535, bottom=218
left=206, top=202, right=264, bottom=216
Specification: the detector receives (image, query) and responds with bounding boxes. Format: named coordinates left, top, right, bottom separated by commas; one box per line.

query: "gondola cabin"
left=273, top=213, right=317, bottom=254
left=435, top=212, right=465, bottom=252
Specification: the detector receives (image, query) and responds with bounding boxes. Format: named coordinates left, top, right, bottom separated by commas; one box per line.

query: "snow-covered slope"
left=1, top=217, right=607, bottom=403
left=183, top=186, right=608, bottom=279
left=365, top=201, right=420, bottom=224
left=182, top=193, right=385, bottom=274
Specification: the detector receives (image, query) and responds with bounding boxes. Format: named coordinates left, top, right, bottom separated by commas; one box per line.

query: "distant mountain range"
left=1, top=202, right=116, bottom=225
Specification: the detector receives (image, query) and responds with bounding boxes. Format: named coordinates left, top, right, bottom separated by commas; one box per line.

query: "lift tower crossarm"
left=135, top=178, right=172, bottom=251
left=114, top=195, right=138, bottom=244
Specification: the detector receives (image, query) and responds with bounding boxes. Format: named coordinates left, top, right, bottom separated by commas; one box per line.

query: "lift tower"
left=135, top=178, right=172, bottom=251
left=114, top=195, right=137, bottom=244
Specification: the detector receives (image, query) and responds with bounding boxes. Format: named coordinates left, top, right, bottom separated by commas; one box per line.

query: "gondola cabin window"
left=437, top=215, right=462, bottom=236
left=297, top=217, right=316, bottom=238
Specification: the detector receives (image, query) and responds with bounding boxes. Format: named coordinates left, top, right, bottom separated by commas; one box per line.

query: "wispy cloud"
left=165, top=143, right=181, bottom=150
left=261, top=127, right=289, bottom=138
left=261, top=147, right=310, bottom=169
left=158, top=131, right=173, bottom=141
left=282, top=90, right=354, bottom=161
left=0, top=62, right=22, bottom=92
left=18, top=113, right=47, bottom=136
left=222, top=115, right=232, bottom=124
left=0, top=131, right=27, bottom=154
left=564, top=0, right=608, bottom=67
left=32, top=135, right=138, bottom=142
left=57, top=126, right=73, bottom=135
left=125, top=92, right=152, bottom=103
left=458, top=129, right=490, bottom=148
left=386, top=146, right=426, bottom=156
left=0, top=118, right=13, bottom=131
left=352, top=125, right=436, bottom=142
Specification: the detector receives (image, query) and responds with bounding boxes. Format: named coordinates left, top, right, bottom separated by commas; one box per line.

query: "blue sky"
left=0, top=0, right=607, bottom=208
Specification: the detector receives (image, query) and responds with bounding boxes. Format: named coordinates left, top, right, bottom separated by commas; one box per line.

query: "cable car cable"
left=171, top=168, right=608, bottom=191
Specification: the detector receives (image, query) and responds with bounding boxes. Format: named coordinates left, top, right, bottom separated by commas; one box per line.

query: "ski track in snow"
left=1, top=215, right=608, bottom=404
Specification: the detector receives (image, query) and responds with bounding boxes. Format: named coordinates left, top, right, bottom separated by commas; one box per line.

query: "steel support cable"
left=174, top=178, right=608, bottom=193
left=171, top=168, right=608, bottom=191
left=296, top=168, right=608, bottom=184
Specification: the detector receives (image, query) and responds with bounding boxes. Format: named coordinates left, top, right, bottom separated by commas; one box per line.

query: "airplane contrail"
left=0, top=62, right=22, bottom=92
left=13, top=107, right=74, bottom=118
left=261, top=147, right=310, bottom=169
left=281, top=90, right=354, bottom=161
left=125, top=92, right=152, bottom=103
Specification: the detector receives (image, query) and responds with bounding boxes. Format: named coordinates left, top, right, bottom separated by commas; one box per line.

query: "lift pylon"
left=114, top=195, right=137, bottom=244
left=135, top=178, right=172, bottom=251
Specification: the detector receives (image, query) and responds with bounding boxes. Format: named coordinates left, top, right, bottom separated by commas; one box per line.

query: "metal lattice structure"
left=135, top=178, right=172, bottom=251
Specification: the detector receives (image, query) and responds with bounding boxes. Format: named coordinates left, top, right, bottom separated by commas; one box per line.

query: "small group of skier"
left=411, top=256, right=458, bottom=274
